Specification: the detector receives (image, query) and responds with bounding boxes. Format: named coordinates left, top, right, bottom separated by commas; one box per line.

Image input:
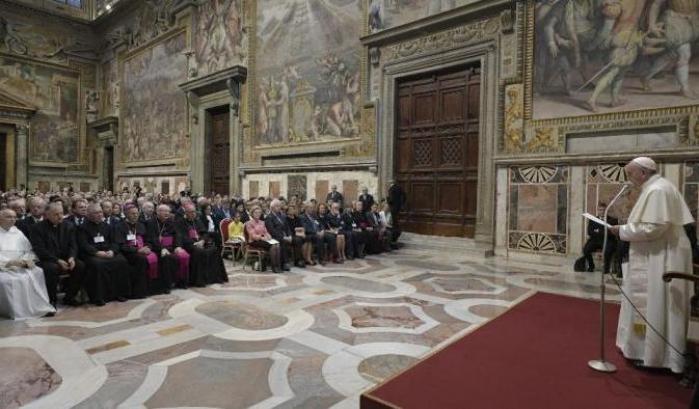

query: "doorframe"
left=0, top=125, right=16, bottom=190
left=191, top=91, right=240, bottom=195
left=378, top=41, right=498, bottom=245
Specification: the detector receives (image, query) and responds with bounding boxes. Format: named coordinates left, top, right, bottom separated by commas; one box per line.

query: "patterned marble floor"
left=0, top=243, right=619, bottom=409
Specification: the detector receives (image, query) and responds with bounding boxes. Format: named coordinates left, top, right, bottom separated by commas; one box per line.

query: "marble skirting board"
left=242, top=170, right=379, bottom=204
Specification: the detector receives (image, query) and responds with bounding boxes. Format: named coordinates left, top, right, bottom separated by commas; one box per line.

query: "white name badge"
left=127, top=234, right=137, bottom=241
left=93, top=235, right=105, bottom=243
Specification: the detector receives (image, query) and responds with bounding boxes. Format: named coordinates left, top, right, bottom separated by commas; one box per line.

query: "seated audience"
left=0, top=209, right=55, bottom=319
left=199, top=203, right=222, bottom=249
left=300, top=203, right=335, bottom=265
left=245, top=205, right=282, bottom=273
left=17, top=196, right=45, bottom=237
left=318, top=203, right=341, bottom=263
left=227, top=212, right=245, bottom=244
left=145, top=205, right=185, bottom=291
left=66, top=198, right=88, bottom=227
left=113, top=204, right=152, bottom=298
left=265, top=199, right=301, bottom=271
left=177, top=203, right=228, bottom=286
left=139, top=201, right=155, bottom=223
left=325, top=202, right=348, bottom=262
left=29, top=202, right=85, bottom=307
left=285, top=205, right=306, bottom=267
left=77, top=203, right=132, bottom=306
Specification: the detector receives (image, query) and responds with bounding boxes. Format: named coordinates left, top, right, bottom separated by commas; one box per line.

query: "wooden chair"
left=219, top=218, right=242, bottom=264
left=242, top=226, right=268, bottom=272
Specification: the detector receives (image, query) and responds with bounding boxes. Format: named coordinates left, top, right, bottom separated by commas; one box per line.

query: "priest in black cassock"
left=29, top=202, right=85, bottom=307
left=144, top=205, right=184, bottom=292
left=113, top=204, right=151, bottom=298
left=77, top=203, right=131, bottom=306
left=177, top=203, right=228, bottom=286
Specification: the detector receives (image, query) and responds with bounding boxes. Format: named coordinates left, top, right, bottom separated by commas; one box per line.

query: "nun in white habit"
left=610, top=157, right=695, bottom=373
left=0, top=208, right=55, bottom=319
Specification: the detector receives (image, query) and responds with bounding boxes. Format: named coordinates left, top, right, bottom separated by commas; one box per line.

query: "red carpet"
left=362, top=292, right=691, bottom=409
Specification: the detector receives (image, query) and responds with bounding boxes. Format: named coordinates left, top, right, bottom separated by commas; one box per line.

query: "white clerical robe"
left=616, top=174, right=695, bottom=373
left=0, top=226, right=55, bottom=319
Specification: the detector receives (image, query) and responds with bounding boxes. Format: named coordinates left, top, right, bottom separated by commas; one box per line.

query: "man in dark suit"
left=77, top=203, right=131, bottom=305
left=265, top=199, right=302, bottom=271
left=387, top=180, right=406, bottom=240
left=17, top=196, right=45, bottom=237
left=358, top=187, right=375, bottom=213
left=575, top=203, right=618, bottom=273
left=29, top=202, right=85, bottom=307
left=326, top=185, right=344, bottom=208
left=65, top=198, right=88, bottom=227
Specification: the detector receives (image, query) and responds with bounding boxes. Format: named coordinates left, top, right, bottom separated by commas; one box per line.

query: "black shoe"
left=43, top=311, right=56, bottom=318
left=116, top=296, right=128, bottom=302
left=296, top=261, right=306, bottom=268
left=282, top=264, right=291, bottom=271
left=94, top=300, right=106, bottom=306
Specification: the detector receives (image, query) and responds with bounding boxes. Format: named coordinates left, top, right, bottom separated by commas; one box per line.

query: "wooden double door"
left=209, top=107, right=230, bottom=195
left=394, top=66, right=481, bottom=237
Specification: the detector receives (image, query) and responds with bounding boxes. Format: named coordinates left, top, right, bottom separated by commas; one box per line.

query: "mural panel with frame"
left=0, top=54, right=82, bottom=166
left=504, top=0, right=699, bottom=155
left=246, top=0, right=371, bottom=164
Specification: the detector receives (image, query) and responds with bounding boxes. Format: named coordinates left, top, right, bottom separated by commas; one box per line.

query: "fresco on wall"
left=101, top=60, right=119, bottom=116
left=254, top=0, right=362, bottom=146
left=368, top=0, right=478, bottom=32
left=121, top=31, right=188, bottom=163
left=0, top=8, right=96, bottom=63
left=0, top=56, right=80, bottom=163
left=533, top=0, right=699, bottom=119
left=194, top=0, right=246, bottom=77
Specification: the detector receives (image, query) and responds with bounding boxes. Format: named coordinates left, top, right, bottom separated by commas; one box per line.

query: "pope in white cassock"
left=0, top=208, right=55, bottom=319
left=610, top=157, right=694, bottom=373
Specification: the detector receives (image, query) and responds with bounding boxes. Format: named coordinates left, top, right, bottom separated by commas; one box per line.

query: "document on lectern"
left=582, top=213, right=613, bottom=229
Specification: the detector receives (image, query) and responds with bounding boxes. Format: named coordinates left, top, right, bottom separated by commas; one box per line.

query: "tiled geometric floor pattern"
left=0, top=244, right=617, bottom=409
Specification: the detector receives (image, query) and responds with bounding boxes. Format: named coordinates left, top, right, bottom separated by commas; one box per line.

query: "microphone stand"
left=588, top=183, right=628, bottom=373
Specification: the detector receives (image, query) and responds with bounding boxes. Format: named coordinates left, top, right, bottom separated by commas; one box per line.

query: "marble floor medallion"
left=0, top=239, right=612, bottom=408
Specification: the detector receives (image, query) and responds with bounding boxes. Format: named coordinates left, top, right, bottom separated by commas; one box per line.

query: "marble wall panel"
left=269, top=181, right=281, bottom=198
left=116, top=176, right=187, bottom=195
left=249, top=180, right=259, bottom=198
left=684, top=162, right=699, bottom=234
left=508, top=165, right=568, bottom=254
left=315, top=180, right=329, bottom=204
left=242, top=171, right=377, bottom=203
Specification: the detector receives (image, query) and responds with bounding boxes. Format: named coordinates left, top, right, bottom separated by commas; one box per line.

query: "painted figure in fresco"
left=199, top=0, right=241, bottom=74
left=585, top=0, right=649, bottom=112
left=369, top=0, right=383, bottom=32
left=0, top=16, right=29, bottom=55
left=537, top=0, right=604, bottom=95
left=275, top=75, right=291, bottom=143
left=641, top=0, right=699, bottom=98
left=257, top=82, right=270, bottom=141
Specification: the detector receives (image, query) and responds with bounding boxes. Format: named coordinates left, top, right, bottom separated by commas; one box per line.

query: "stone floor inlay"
left=0, top=240, right=612, bottom=408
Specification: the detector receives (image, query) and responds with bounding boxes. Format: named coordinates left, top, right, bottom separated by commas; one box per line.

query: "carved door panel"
left=395, top=66, right=480, bottom=237
left=210, top=110, right=230, bottom=195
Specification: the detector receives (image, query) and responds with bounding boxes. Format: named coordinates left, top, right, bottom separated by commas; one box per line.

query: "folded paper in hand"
left=582, top=213, right=612, bottom=229
left=266, top=239, right=279, bottom=245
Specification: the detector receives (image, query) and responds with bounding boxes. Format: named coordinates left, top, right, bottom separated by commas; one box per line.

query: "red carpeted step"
left=362, top=292, right=691, bottom=409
